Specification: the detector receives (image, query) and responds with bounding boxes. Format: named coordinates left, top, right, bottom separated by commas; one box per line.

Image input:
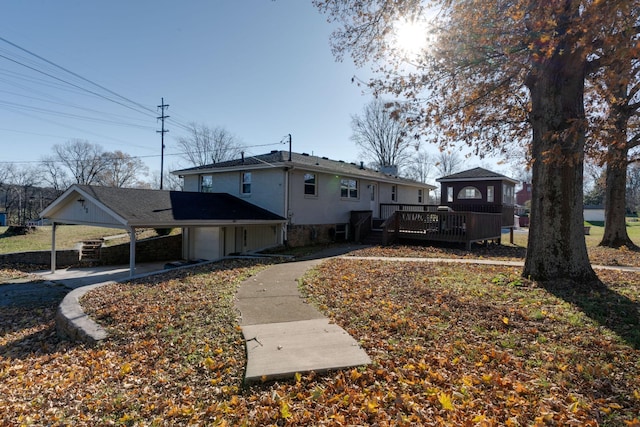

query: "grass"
left=507, top=218, right=640, bottom=248
left=0, top=225, right=173, bottom=254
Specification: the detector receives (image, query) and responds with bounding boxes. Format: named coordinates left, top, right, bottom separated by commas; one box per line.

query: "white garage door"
left=190, top=227, right=221, bottom=260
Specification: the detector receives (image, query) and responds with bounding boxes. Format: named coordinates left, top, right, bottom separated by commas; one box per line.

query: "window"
left=458, top=186, right=482, bottom=199
left=418, top=189, right=423, bottom=203
left=241, top=172, right=252, bottom=194
left=503, top=184, right=514, bottom=204
left=304, top=173, right=317, bottom=196
left=487, top=186, right=494, bottom=202
left=391, top=185, right=397, bottom=202
left=340, top=178, right=358, bottom=199
left=201, top=175, right=213, bottom=193
left=447, top=186, right=454, bottom=203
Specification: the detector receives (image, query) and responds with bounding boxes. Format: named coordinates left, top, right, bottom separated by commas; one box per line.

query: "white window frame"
left=503, top=184, right=514, bottom=204
left=241, top=172, right=252, bottom=195
left=304, top=173, right=317, bottom=196
left=418, top=189, right=423, bottom=203
left=391, top=185, right=397, bottom=202
left=487, top=186, right=494, bottom=202
left=200, top=175, right=213, bottom=193
left=458, top=186, right=482, bottom=200
left=340, top=178, right=358, bottom=199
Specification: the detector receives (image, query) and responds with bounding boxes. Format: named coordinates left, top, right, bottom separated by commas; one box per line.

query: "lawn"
left=1, top=248, right=639, bottom=425
left=0, top=225, right=171, bottom=254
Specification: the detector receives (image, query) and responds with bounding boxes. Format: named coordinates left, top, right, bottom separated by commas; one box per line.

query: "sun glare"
left=393, top=19, right=429, bottom=58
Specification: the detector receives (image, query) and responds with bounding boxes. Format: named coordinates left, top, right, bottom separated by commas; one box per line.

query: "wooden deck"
left=381, top=210, right=503, bottom=250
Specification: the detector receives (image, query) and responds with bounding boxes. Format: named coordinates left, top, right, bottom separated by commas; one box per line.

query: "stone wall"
left=98, top=234, right=183, bottom=264
left=0, top=234, right=183, bottom=267
left=286, top=224, right=349, bottom=247
left=0, top=250, right=79, bottom=268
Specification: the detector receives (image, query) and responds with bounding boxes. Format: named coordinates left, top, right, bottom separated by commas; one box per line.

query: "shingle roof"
left=437, top=167, right=517, bottom=183
left=43, top=185, right=285, bottom=227
left=173, top=150, right=436, bottom=189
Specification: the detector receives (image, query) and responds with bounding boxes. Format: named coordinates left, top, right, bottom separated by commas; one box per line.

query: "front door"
left=369, top=184, right=378, bottom=217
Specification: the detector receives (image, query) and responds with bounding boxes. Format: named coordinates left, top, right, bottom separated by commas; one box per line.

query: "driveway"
left=1, top=262, right=170, bottom=308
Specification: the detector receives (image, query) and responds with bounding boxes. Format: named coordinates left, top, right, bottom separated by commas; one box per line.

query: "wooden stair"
left=359, top=229, right=383, bottom=245
left=80, top=239, right=103, bottom=261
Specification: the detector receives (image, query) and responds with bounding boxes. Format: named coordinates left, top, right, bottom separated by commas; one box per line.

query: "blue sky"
left=0, top=1, right=501, bottom=184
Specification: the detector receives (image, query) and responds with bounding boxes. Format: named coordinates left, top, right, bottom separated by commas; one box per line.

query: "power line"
left=0, top=36, right=158, bottom=117
left=157, top=98, right=169, bottom=189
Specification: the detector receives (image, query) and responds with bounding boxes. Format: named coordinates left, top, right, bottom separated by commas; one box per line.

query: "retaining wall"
left=0, top=250, right=79, bottom=268
left=98, top=234, right=182, bottom=264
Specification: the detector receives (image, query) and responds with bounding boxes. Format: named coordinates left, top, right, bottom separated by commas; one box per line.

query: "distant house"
left=173, top=150, right=436, bottom=246
left=436, top=167, right=518, bottom=227
left=516, top=182, right=532, bottom=206
left=584, top=205, right=605, bottom=222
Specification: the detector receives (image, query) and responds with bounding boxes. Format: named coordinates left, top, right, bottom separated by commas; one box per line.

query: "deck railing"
left=379, top=203, right=515, bottom=227
left=350, top=210, right=372, bottom=242
left=381, top=210, right=503, bottom=250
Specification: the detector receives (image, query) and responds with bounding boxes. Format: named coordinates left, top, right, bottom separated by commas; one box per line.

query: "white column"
left=129, top=227, right=136, bottom=277
left=51, top=222, right=57, bottom=273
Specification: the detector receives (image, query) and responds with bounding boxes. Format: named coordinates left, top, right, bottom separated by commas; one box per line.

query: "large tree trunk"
left=600, top=63, right=636, bottom=248
left=523, top=41, right=597, bottom=283
left=601, top=144, right=636, bottom=248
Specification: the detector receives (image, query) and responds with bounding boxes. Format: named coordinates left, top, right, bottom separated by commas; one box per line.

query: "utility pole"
left=157, top=98, right=169, bottom=189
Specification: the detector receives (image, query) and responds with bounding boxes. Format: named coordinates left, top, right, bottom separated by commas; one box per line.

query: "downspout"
left=284, top=167, right=290, bottom=244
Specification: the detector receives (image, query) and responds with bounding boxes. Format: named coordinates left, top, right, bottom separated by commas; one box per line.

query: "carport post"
left=50, top=222, right=57, bottom=273
left=129, top=227, right=136, bottom=277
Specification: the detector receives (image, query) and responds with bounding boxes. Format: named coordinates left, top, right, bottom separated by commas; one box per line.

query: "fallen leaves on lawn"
left=1, top=257, right=639, bottom=426
left=348, top=243, right=640, bottom=267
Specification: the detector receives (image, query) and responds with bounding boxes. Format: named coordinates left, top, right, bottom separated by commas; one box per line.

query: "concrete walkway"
left=235, top=258, right=371, bottom=383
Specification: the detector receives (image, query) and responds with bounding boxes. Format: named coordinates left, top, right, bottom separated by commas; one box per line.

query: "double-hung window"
left=487, top=186, right=494, bottom=202
left=201, top=175, right=213, bottom=193
left=391, top=185, right=397, bottom=202
left=418, top=189, right=423, bottom=203
left=304, top=173, right=317, bottom=196
left=340, top=178, right=358, bottom=199
left=241, top=172, right=252, bottom=195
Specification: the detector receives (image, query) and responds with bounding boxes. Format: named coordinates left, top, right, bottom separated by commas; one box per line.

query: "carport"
left=40, top=184, right=286, bottom=277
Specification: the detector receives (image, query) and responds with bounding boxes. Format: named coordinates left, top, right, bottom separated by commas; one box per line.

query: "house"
left=436, top=167, right=517, bottom=227
left=40, top=185, right=286, bottom=276
left=584, top=205, right=605, bottom=222
left=173, top=150, right=436, bottom=246
left=516, top=182, right=532, bottom=206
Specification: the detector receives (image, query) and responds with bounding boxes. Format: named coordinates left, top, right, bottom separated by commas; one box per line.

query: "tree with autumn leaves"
left=315, top=0, right=640, bottom=283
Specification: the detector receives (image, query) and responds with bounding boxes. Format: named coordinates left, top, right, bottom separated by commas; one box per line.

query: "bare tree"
left=435, top=151, right=463, bottom=177
left=149, top=166, right=183, bottom=191
left=176, top=123, right=244, bottom=167
left=52, top=139, right=109, bottom=185
left=40, top=156, right=71, bottom=192
left=4, top=165, right=39, bottom=225
left=351, top=99, right=415, bottom=171
left=404, top=150, right=433, bottom=183
left=100, top=151, right=149, bottom=188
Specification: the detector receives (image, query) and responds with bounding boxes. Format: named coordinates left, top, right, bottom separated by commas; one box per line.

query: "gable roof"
left=173, top=150, right=436, bottom=190
left=436, top=167, right=519, bottom=184
left=41, top=184, right=286, bottom=229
